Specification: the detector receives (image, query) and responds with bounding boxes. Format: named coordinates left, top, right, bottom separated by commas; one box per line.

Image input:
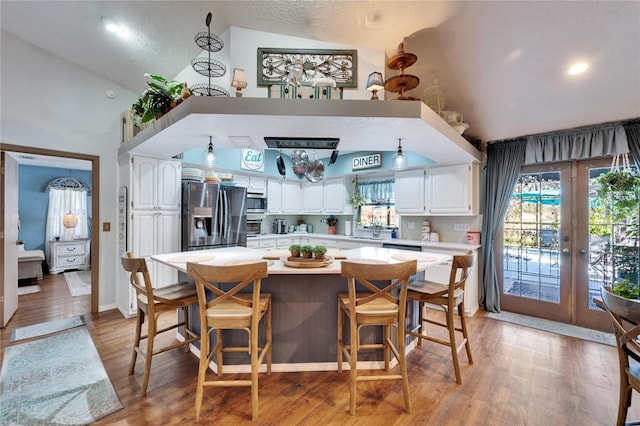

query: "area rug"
left=486, top=311, right=615, bottom=346
left=17, top=285, right=41, bottom=295
left=1, top=328, right=123, bottom=425
left=63, top=270, right=91, bottom=296
left=10, top=315, right=86, bottom=343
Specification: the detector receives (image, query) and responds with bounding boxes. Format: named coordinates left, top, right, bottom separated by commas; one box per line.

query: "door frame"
left=0, top=143, right=100, bottom=314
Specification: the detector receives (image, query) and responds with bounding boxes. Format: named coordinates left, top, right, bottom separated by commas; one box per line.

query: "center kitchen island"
left=152, top=246, right=449, bottom=373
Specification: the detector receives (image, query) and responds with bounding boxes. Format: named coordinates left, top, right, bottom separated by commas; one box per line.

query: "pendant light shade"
left=391, top=138, right=407, bottom=170
left=63, top=211, right=78, bottom=228
left=203, top=136, right=215, bottom=166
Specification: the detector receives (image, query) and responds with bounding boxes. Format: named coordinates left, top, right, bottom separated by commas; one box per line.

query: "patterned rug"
left=10, top=315, right=86, bottom=343
left=1, top=328, right=123, bottom=424
left=63, top=270, right=91, bottom=296
left=486, top=311, right=615, bottom=346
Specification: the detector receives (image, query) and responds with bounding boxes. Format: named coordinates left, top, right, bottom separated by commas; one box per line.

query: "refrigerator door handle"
left=224, top=189, right=230, bottom=242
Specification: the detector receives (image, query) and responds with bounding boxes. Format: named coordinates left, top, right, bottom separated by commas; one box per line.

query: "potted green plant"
left=300, top=245, right=314, bottom=258
left=289, top=244, right=301, bottom=257
left=326, top=215, right=338, bottom=235
left=312, top=245, right=328, bottom=260
left=347, top=191, right=365, bottom=209
left=131, top=74, right=191, bottom=124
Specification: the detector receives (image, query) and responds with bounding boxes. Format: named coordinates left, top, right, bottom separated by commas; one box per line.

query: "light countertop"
left=152, top=246, right=450, bottom=275
left=248, top=233, right=480, bottom=251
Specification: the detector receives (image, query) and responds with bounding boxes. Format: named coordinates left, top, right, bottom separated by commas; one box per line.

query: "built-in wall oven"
left=246, top=192, right=267, bottom=214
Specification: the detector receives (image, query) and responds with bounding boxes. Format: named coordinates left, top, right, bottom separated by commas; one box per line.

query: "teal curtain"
left=480, top=140, right=526, bottom=312
left=625, top=119, right=640, bottom=167
left=358, top=179, right=394, bottom=203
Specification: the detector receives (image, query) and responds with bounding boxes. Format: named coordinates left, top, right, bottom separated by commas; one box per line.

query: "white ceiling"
left=1, top=0, right=639, bottom=145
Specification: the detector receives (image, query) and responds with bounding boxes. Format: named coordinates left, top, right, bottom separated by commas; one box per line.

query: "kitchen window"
left=357, top=179, right=397, bottom=228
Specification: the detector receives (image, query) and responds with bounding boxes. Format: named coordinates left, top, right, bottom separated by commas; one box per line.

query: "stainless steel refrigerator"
left=182, top=182, right=247, bottom=251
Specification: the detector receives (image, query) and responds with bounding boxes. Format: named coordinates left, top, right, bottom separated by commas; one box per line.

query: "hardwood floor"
left=1, top=273, right=637, bottom=425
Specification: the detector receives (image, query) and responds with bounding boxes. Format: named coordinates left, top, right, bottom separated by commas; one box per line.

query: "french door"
left=498, top=158, right=624, bottom=331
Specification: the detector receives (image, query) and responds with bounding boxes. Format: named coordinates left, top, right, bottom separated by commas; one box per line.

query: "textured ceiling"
left=1, top=0, right=639, bottom=144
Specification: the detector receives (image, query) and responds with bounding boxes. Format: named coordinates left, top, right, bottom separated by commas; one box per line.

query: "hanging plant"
left=347, top=191, right=365, bottom=209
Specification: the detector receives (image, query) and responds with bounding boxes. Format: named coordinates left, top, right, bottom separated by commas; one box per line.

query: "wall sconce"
left=203, top=136, right=215, bottom=166
left=391, top=138, right=407, bottom=170
left=231, top=68, right=248, bottom=97
left=366, top=71, right=385, bottom=100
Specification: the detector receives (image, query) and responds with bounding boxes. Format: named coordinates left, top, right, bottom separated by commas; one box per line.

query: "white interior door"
left=1, top=152, right=19, bottom=327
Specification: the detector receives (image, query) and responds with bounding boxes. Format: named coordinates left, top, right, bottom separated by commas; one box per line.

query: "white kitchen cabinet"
left=131, top=210, right=180, bottom=288
left=323, top=177, right=346, bottom=213
left=394, top=169, right=425, bottom=213
left=258, top=239, right=276, bottom=249
left=275, top=238, right=291, bottom=248
left=303, top=182, right=324, bottom=213
left=425, top=163, right=478, bottom=215
left=132, top=156, right=181, bottom=211
left=267, top=179, right=282, bottom=213
left=117, top=154, right=181, bottom=317
left=235, top=174, right=267, bottom=195
left=267, top=179, right=300, bottom=213
left=281, top=180, right=302, bottom=213
left=246, top=240, right=260, bottom=249
left=249, top=176, right=267, bottom=194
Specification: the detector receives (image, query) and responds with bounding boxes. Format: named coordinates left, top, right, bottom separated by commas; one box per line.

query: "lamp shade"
left=391, top=138, right=407, bottom=170
left=63, top=212, right=78, bottom=228
left=231, top=68, right=247, bottom=89
left=366, top=72, right=385, bottom=91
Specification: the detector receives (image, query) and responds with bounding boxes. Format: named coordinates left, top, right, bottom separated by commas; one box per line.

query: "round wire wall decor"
left=190, top=83, right=230, bottom=97
left=194, top=32, right=223, bottom=52
left=191, top=57, right=226, bottom=77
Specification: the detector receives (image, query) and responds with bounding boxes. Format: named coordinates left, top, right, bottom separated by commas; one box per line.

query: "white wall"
left=0, top=30, right=138, bottom=311
left=1, top=27, right=386, bottom=314
left=174, top=27, right=385, bottom=100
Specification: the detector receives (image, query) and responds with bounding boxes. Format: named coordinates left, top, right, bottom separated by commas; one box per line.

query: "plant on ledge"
left=131, top=74, right=191, bottom=124
left=326, top=215, right=338, bottom=227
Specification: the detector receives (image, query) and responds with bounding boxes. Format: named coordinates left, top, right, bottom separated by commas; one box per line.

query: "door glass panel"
left=503, top=171, right=561, bottom=302
left=588, top=166, right=640, bottom=304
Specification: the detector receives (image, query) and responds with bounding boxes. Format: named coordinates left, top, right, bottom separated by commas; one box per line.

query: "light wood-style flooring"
left=1, top=273, right=638, bottom=425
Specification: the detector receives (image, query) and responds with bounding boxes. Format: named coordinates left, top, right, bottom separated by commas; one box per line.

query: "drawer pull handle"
left=66, top=247, right=76, bottom=251
left=66, top=258, right=77, bottom=262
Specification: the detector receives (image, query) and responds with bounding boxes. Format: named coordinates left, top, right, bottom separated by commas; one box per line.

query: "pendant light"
left=391, top=138, right=407, bottom=170
left=203, top=136, right=215, bottom=166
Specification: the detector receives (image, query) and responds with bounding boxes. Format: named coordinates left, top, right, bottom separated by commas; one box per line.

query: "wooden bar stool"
left=121, top=252, right=200, bottom=397
left=405, top=254, right=474, bottom=384
left=338, top=259, right=417, bottom=416
left=187, top=260, right=272, bottom=422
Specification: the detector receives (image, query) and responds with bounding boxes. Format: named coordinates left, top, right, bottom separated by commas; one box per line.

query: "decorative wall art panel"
left=257, top=48, right=357, bottom=88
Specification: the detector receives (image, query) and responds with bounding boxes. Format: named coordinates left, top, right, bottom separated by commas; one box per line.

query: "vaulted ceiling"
left=1, top=1, right=639, bottom=144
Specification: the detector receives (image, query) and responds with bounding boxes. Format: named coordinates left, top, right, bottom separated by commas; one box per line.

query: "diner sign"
left=352, top=152, right=382, bottom=171
left=241, top=149, right=265, bottom=172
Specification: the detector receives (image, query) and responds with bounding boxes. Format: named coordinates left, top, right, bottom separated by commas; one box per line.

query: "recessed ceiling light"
left=101, top=17, right=131, bottom=39
left=567, top=62, right=589, bottom=76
